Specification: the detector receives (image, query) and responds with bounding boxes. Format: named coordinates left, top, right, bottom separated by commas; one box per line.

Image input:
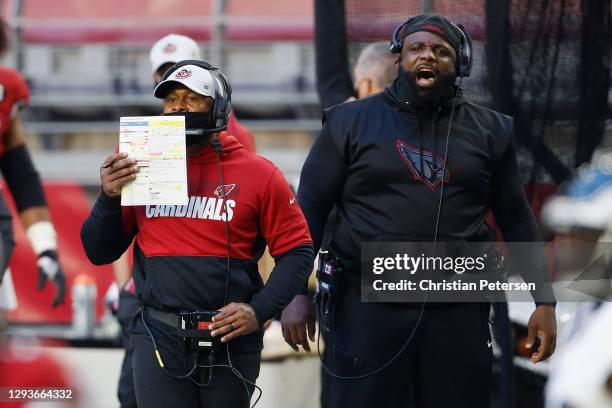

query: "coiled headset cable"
left=213, top=135, right=263, bottom=407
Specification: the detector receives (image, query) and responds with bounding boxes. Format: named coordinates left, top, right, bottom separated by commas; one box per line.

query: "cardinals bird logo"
left=396, top=140, right=450, bottom=190
left=214, top=183, right=237, bottom=198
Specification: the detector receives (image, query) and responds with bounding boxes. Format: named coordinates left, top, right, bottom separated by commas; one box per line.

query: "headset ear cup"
left=213, top=95, right=224, bottom=129
left=454, top=23, right=473, bottom=78
left=390, top=19, right=412, bottom=54
left=217, top=99, right=230, bottom=129
left=213, top=71, right=231, bottom=130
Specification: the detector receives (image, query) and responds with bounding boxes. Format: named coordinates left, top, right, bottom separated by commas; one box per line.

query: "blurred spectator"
left=352, top=41, right=397, bottom=100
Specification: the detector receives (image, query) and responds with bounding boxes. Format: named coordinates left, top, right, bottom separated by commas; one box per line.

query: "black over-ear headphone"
left=389, top=18, right=473, bottom=78
left=161, top=59, right=233, bottom=132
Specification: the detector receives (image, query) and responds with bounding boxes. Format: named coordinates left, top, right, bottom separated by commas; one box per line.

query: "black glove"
left=36, top=249, right=66, bottom=307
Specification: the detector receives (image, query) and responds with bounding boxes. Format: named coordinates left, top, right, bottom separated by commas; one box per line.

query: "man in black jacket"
left=282, top=14, right=557, bottom=408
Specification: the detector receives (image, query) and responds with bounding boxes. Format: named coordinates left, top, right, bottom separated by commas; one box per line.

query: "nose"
left=418, top=47, right=435, bottom=60
left=171, top=100, right=188, bottom=112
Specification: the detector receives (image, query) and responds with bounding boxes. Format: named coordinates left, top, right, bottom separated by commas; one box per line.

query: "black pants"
left=131, top=309, right=261, bottom=408
left=116, top=290, right=139, bottom=408
left=323, top=285, right=492, bottom=408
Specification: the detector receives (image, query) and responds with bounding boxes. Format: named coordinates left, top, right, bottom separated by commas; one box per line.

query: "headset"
left=160, top=59, right=233, bottom=133
left=389, top=17, right=473, bottom=78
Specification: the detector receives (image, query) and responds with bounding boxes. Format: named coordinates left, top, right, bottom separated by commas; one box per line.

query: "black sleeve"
left=0, top=145, right=46, bottom=211
left=315, top=0, right=355, bottom=108
left=80, top=191, right=136, bottom=265
left=297, top=121, right=347, bottom=254
left=249, top=244, right=314, bottom=324
left=490, top=142, right=556, bottom=306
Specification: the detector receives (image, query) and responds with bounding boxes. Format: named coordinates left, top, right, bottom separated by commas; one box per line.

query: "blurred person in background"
left=352, top=41, right=397, bottom=101
left=81, top=60, right=313, bottom=407
left=541, top=151, right=612, bottom=408
left=0, top=17, right=66, bottom=310
left=284, top=14, right=557, bottom=408
left=0, top=19, right=72, bottom=404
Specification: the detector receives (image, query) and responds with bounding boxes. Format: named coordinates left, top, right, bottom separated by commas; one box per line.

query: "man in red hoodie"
left=106, top=36, right=259, bottom=408
left=81, top=60, right=313, bottom=408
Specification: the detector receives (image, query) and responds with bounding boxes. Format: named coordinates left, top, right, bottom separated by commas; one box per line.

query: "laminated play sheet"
left=119, top=116, right=188, bottom=206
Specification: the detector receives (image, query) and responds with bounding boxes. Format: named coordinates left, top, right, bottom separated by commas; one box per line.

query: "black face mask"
left=163, top=111, right=213, bottom=146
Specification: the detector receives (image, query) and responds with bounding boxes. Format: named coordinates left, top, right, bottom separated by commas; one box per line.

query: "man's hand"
left=37, top=250, right=66, bottom=307
left=100, top=153, right=139, bottom=197
left=281, top=294, right=316, bottom=352
left=210, top=302, right=259, bottom=343
left=526, top=305, right=557, bottom=363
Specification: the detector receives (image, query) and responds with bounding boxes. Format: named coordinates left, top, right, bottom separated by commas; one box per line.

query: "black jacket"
left=298, top=77, right=554, bottom=303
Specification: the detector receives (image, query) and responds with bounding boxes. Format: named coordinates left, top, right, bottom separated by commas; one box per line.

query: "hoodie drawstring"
left=416, top=118, right=424, bottom=177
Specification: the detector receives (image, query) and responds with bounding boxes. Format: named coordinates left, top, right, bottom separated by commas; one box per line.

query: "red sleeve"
left=0, top=69, right=29, bottom=128
left=259, top=168, right=312, bottom=257
left=227, top=112, right=256, bottom=152
left=12, top=73, right=29, bottom=106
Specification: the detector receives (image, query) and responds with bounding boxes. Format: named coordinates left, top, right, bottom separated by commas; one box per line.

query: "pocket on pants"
left=132, top=331, right=169, bottom=387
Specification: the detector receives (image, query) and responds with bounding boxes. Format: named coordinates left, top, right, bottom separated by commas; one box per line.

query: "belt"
left=146, top=307, right=221, bottom=342
left=146, top=307, right=179, bottom=328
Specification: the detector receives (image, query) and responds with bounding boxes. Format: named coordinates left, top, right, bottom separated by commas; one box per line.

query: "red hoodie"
left=84, top=131, right=312, bottom=351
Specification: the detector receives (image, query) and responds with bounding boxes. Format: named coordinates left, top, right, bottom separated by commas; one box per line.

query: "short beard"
left=403, top=69, right=456, bottom=107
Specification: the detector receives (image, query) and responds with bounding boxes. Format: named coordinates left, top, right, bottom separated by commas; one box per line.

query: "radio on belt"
left=178, top=310, right=220, bottom=354
left=316, top=250, right=343, bottom=316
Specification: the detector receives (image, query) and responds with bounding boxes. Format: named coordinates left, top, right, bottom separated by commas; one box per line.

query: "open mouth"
left=416, top=68, right=436, bottom=87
